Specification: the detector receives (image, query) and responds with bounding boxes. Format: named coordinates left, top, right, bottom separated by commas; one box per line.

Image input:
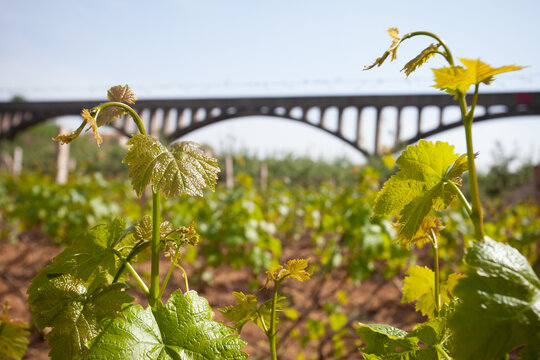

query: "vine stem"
left=460, top=85, right=485, bottom=241
left=402, top=31, right=455, bottom=66
left=268, top=281, right=280, bottom=360
left=98, top=102, right=168, bottom=303
left=111, top=248, right=150, bottom=295
left=96, top=102, right=146, bottom=135
left=149, top=191, right=161, bottom=307
left=125, top=262, right=149, bottom=296
left=159, top=246, right=181, bottom=299
left=430, top=229, right=441, bottom=318
left=174, top=264, right=192, bottom=304
left=445, top=180, right=472, bottom=218
left=112, top=241, right=150, bottom=283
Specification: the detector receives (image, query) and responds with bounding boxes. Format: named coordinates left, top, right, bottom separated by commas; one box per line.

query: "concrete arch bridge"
left=1, top=92, right=539, bottom=158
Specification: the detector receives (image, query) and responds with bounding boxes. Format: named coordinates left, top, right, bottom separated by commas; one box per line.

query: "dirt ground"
left=0, top=229, right=422, bottom=360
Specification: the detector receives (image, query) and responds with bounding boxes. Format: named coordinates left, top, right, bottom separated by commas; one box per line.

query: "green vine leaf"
left=85, top=290, right=247, bottom=359
left=448, top=238, right=540, bottom=360
left=402, top=43, right=441, bottom=78
left=29, top=218, right=137, bottom=292
left=0, top=312, right=29, bottom=360
left=123, top=135, right=220, bottom=198
left=219, top=292, right=259, bottom=334
left=401, top=266, right=465, bottom=319
left=219, top=292, right=286, bottom=334
left=97, top=84, right=137, bottom=126
left=364, top=27, right=401, bottom=70
left=396, top=216, right=444, bottom=249
left=28, top=274, right=132, bottom=360
left=134, top=215, right=173, bottom=242
left=372, top=140, right=467, bottom=243
left=357, top=320, right=447, bottom=359
left=133, top=215, right=153, bottom=242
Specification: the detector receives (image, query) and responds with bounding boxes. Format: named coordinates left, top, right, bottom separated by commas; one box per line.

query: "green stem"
left=403, top=31, right=455, bottom=66
left=149, top=191, right=161, bottom=306
left=125, top=262, right=149, bottom=296
left=445, top=180, right=473, bottom=218
left=461, top=86, right=485, bottom=241
left=469, top=84, right=480, bottom=117
left=458, top=94, right=469, bottom=117
left=435, top=345, right=452, bottom=360
left=258, top=311, right=269, bottom=333
left=174, top=264, right=191, bottom=295
left=430, top=230, right=441, bottom=318
left=96, top=102, right=147, bottom=135
left=111, top=248, right=150, bottom=295
left=268, top=281, right=280, bottom=360
left=113, top=241, right=150, bottom=283
left=159, top=247, right=181, bottom=299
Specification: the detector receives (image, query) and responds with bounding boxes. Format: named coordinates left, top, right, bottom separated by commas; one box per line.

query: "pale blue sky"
left=1, top=1, right=539, bottom=169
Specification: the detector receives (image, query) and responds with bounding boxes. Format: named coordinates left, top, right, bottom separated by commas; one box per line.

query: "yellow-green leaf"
left=459, top=58, right=524, bottom=85
left=266, top=258, right=311, bottom=286
left=447, top=154, right=468, bottom=186
left=432, top=66, right=472, bottom=96
left=372, top=140, right=467, bottom=242
left=52, top=121, right=86, bottom=145
left=402, top=266, right=436, bottom=318
left=364, top=27, right=401, bottom=70
left=81, top=108, right=103, bottom=146
left=441, top=273, right=466, bottom=299
left=283, top=258, right=311, bottom=282
left=219, top=292, right=259, bottom=334
left=402, top=43, right=440, bottom=77
left=397, top=216, right=444, bottom=249
left=402, top=266, right=464, bottom=319
left=433, top=59, right=524, bottom=96
left=0, top=312, right=29, bottom=360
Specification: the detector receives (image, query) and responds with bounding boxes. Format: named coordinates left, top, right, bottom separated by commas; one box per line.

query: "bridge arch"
left=167, top=112, right=372, bottom=158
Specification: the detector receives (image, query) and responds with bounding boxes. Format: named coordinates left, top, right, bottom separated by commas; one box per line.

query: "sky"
left=1, top=1, right=539, bottom=170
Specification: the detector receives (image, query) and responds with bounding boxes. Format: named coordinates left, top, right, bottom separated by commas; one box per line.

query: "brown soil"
left=0, top=229, right=421, bottom=360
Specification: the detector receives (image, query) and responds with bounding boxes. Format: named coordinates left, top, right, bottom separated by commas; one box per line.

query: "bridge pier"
left=394, top=108, right=402, bottom=148
left=356, top=108, right=363, bottom=148
left=374, top=107, right=382, bottom=154
left=55, top=126, right=70, bottom=185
